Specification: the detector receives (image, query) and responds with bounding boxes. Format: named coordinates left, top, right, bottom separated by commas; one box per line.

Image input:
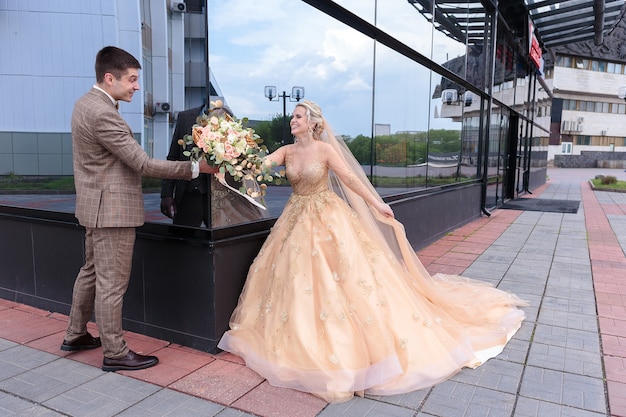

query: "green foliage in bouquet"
left=180, top=111, right=283, bottom=199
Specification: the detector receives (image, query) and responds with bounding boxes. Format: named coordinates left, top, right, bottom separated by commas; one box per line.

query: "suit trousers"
left=66, top=227, right=136, bottom=359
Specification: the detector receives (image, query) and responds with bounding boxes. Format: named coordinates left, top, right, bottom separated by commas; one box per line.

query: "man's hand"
left=160, top=196, right=176, bottom=219
left=199, top=159, right=219, bottom=174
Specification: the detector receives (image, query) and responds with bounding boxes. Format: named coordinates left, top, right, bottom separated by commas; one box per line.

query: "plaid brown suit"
left=66, top=87, right=193, bottom=358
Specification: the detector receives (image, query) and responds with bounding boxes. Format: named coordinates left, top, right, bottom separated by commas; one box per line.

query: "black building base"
left=0, top=206, right=272, bottom=353
left=0, top=183, right=486, bottom=353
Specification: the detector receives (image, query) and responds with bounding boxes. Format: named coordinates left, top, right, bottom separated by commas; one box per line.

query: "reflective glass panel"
left=206, top=0, right=375, bottom=225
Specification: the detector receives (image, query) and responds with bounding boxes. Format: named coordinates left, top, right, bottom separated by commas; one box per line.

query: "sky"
left=206, top=0, right=468, bottom=138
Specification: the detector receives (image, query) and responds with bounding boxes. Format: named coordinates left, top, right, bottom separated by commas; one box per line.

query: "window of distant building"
left=591, top=60, right=606, bottom=72
left=607, top=62, right=624, bottom=74
left=575, top=136, right=590, bottom=145
left=561, top=142, right=572, bottom=154
left=556, top=55, right=572, bottom=67
left=562, top=99, right=576, bottom=110
left=594, top=102, right=609, bottom=113
left=557, top=54, right=626, bottom=75
left=563, top=99, right=620, bottom=114
left=580, top=101, right=595, bottom=112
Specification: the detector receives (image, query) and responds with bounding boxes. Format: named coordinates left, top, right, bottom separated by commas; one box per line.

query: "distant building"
left=374, top=124, right=391, bottom=136
left=542, top=21, right=626, bottom=160
left=435, top=11, right=626, bottom=170
left=0, top=0, right=224, bottom=175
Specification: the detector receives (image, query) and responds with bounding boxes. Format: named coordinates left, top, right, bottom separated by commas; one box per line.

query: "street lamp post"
left=264, top=86, right=305, bottom=144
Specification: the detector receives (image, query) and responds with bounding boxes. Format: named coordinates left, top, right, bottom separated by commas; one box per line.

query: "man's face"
left=107, top=68, right=140, bottom=103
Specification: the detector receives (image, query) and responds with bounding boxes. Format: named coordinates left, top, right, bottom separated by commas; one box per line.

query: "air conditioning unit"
left=463, top=91, right=474, bottom=106
left=171, top=2, right=186, bottom=13
left=154, top=102, right=171, bottom=113
left=442, top=89, right=457, bottom=105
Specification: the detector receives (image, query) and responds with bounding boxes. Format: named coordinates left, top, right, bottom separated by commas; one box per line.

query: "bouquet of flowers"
left=180, top=101, right=282, bottom=201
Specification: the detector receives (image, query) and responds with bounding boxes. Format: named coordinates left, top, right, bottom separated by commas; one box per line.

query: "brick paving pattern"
left=0, top=167, right=625, bottom=416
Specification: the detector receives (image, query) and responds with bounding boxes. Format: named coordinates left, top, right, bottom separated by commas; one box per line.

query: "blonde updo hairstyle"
left=296, top=100, right=325, bottom=141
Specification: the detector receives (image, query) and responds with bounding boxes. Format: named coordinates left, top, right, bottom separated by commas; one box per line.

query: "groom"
left=61, top=46, right=215, bottom=372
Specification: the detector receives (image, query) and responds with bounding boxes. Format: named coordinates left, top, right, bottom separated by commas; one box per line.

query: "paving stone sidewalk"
left=1, top=167, right=625, bottom=417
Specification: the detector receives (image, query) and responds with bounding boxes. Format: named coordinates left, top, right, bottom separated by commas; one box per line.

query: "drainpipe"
left=594, top=0, right=605, bottom=45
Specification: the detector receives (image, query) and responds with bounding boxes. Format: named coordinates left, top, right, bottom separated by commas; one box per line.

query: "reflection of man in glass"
left=161, top=103, right=209, bottom=227
left=160, top=101, right=269, bottom=228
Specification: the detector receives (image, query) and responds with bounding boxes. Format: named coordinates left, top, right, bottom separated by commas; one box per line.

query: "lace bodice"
left=285, top=157, right=329, bottom=196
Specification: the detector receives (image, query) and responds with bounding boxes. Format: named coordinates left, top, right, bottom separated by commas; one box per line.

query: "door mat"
left=500, top=198, right=580, bottom=214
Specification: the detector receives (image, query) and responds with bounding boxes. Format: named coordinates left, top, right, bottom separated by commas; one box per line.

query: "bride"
left=217, top=99, right=526, bottom=403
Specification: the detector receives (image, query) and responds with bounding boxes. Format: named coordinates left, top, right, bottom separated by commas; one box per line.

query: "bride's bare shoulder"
left=316, top=141, right=333, bottom=150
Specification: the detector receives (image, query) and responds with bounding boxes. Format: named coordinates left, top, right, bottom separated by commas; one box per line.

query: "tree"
left=251, top=113, right=291, bottom=152
left=345, top=134, right=373, bottom=165
left=345, top=129, right=461, bottom=166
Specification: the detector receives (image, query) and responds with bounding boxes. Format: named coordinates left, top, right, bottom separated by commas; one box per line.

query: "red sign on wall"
left=529, top=21, right=542, bottom=69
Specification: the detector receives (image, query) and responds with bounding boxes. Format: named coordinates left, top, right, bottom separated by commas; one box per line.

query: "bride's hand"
left=375, top=201, right=394, bottom=218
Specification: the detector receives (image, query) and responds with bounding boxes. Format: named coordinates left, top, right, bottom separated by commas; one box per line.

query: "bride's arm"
left=324, top=143, right=394, bottom=218
left=262, top=145, right=287, bottom=171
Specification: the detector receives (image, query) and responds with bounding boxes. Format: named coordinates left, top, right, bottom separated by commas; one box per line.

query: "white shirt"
left=93, top=85, right=118, bottom=108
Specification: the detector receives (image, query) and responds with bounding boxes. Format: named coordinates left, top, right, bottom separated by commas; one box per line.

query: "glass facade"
left=0, top=0, right=550, bottom=230
left=202, top=0, right=547, bottom=223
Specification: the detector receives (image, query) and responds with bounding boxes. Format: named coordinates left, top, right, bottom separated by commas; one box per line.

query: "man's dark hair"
left=95, top=46, right=142, bottom=83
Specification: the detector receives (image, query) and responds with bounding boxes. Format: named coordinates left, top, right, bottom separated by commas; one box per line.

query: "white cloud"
left=320, top=29, right=372, bottom=72
left=209, top=0, right=290, bottom=31
left=207, top=0, right=464, bottom=136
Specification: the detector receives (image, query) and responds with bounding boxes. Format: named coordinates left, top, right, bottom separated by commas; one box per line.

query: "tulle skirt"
left=218, top=190, right=526, bottom=403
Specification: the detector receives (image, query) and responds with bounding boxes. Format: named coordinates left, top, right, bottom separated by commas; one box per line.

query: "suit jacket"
left=72, top=88, right=193, bottom=228
left=161, top=105, right=206, bottom=207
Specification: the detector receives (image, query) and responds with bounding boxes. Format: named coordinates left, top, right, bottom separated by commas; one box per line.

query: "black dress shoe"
left=102, top=350, right=159, bottom=372
left=60, top=333, right=102, bottom=351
